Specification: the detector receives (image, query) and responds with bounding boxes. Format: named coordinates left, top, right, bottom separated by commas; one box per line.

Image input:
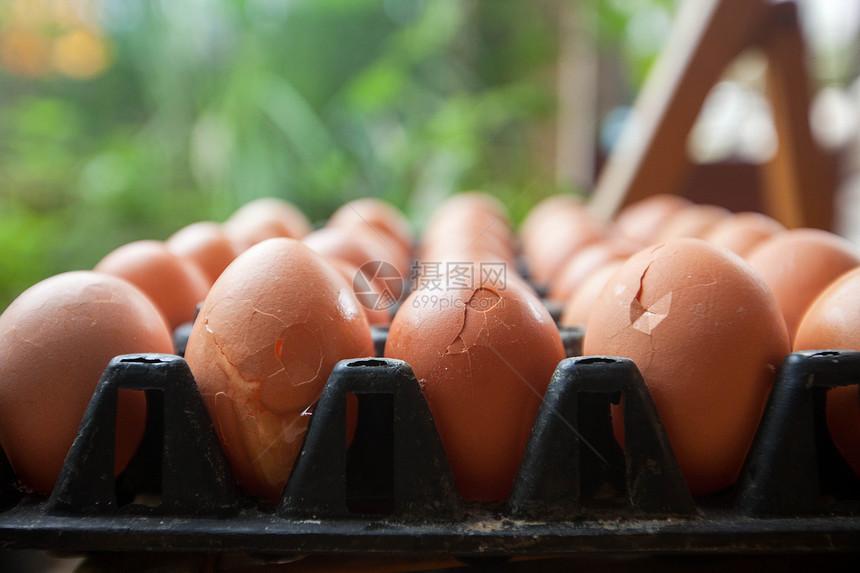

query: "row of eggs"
left=1, top=193, right=859, bottom=505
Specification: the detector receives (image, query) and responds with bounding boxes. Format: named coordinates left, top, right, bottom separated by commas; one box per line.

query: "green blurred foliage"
left=0, top=0, right=665, bottom=310
left=596, top=0, right=676, bottom=87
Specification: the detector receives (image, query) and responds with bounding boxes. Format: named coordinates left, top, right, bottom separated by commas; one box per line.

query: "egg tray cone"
left=0, top=331, right=859, bottom=556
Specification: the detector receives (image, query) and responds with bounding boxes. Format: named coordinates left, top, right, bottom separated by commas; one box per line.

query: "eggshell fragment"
left=184, top=238, right=373, bottom=501
left=0, top=271, right=173, bottom=493
left=584, top=239, right=790, bottom=495
left=385, top=275, right=565, bottom=501
left=746, top=228, right=860, bottom=342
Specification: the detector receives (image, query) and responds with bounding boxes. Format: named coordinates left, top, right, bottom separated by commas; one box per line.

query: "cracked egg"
left=184, top=238, right=373, bottom=502
left=385, top=275, right=564, bottom=501
left=583, top=238, right=790, bottom=495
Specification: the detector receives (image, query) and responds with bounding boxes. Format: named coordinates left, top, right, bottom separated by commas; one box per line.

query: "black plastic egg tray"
left=0, top=323, right=859, bottom=557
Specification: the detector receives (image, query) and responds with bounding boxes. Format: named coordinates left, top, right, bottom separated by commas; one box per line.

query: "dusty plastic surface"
left=0, top=341, right=859, bottom=555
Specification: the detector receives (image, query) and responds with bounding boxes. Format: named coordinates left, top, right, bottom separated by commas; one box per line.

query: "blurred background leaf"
left=0, top=0, right=570, bottom=308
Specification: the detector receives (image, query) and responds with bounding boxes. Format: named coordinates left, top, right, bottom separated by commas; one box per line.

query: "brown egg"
left=223, top=197, right=312, bottom=251
left=304, top=227, right=388, bottom=268
left=419, top=192, right=515, bottom=266
left=654, top=204, right=731, bottom=241
left=303, top=226, right=407, bottom=301
left=702, top=212, right=786, bottom=258
left=184, top=238, right=373, bottom=501
left=325, top=210, right=411, bottom=273
left=94, top=240, right=210, bottom=330
left=614, top=193, right=691, bottom=245
left=423, top=209, right=514, bottom=261
left=794, top=267, right=860, bottom=477
left=548, top=238, right=637, bottom=302
left=746, top=229, right=860, bottom=343
left=420, top=226, right=516, bottom=268
left=424, top=192, right=512, bottom=242
left=522, top=207, right=608, bottom=285
left=584, top=239, right=790, bottom=495
left=795, top=267, right=860, bottom=351
left=385, top=275, right=565, bottom=501
left=433, top=191, right=510, bottom=221
left=559, top=260, right=624, bottom=327
left=166, top=221, right=238, bottom=285
left=823, top=386, right=860, bottom=479
left=519, top=194, right=584, bottom=249
left=0, top=271, right=173, bottom=493
left=327, top=198, right=414, bottom=254
left=328, top=258, right=392, bottom=326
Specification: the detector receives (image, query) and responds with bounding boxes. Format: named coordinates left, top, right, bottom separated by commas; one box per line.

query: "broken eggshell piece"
left=184, top=238, right=373, bottom=502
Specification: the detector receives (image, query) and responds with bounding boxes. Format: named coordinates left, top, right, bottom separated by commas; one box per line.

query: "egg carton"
left=0, top=326, right=858, bottom=557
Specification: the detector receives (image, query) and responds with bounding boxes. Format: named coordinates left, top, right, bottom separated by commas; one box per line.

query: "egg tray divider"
left=0, top=334, right=859, bottom=556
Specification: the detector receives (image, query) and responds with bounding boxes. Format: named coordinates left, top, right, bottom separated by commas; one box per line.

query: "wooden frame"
left=588, top=0, right=836, bottom=230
